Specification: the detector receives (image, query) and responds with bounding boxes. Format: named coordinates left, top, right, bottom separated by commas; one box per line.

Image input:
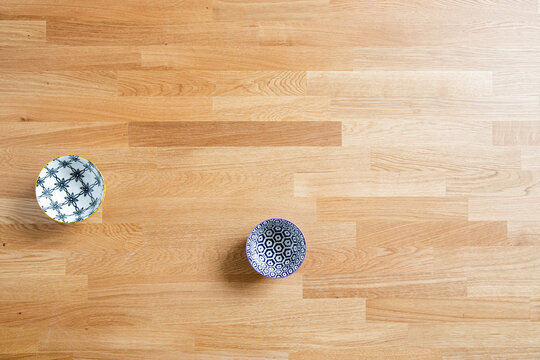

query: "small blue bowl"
left=246, top=218, right=307, bottom=279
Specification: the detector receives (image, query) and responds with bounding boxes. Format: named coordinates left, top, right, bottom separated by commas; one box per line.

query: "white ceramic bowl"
left=36, top=155, right=104, bottom=223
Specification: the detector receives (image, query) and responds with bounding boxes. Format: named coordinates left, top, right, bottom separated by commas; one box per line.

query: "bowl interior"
left=36, top=155, right=104, bottom=223
left=246, top=218, right=306, bottom=278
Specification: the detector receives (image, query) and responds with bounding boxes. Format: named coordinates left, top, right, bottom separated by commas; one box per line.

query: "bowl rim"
left=246, top=217, right=307, bottom=279
left=35, top=154, right=106, bottom=224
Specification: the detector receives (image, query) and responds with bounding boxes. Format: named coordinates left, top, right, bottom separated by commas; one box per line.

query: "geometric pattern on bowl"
left=246, top=218, right=307, bottom=279
left=35, top=155, right=105, bottom=223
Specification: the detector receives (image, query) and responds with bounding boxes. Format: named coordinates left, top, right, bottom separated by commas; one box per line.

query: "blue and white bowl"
left=36, top=155, right=105, bottom=223
left=246, top=218, right=307, bottom=279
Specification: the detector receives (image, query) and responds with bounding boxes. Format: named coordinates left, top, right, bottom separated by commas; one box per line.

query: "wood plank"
left=317, top=197, right=468, bottom=221
left=156, top=146, right=369, bottom=172
left=66, top=246, right=257, bottom=279
left=152, top=299, right=364, bottom=326
left=193, top=323, right=408, bottom=350
left=343, top=120, right=492, bottom=146
left=353, top=46, right=540, bottom=71
left=533, top=298, right=540, bottom=321
left=468, top=279, right=540, bottom=297
left=103, top=197, right=315, bottom=225
left=295, top=171, right=445, bottom=197
left=140, top=45, right=354, bottom=70
left=366, top=297, right=531, bottom=322
left=303, top=273, right=467, bottom=299
left=118, top=71, right=306, bottom=96
left=257, top=21, right=540, bottom=48
left=303, top=247, right=433, bottom=275
left=0, top=198, right=102, bottom=224
left=38, top=326, right=193, bottom=351
left=330, top=96, right=540, bottom=122
left=0, top=301, right=85, bottom=328
left=493, top=71, right=540, bottom=96
left=469, top=197, right=540, bottom=221
left=0, top=72, right=117, bottom=97
left=0, top=327, right=39, bottom=354
left=128, top=121, right=341, bottom=147
left=371, top=146, right=521, bottom=173
left=434, top=246, right=540, bottom=278
left=408, top=323, right=540, bottom=347
left=0, top=224, right=143, bottom=251
left=356, top=221, right=507, bottom=247
left=0, top=46, right=140, bottom=71
left=0, top=20, right=45, bottom=45
left=442, top=347, right=540, bottom=360
left=0, top=0, right=211, bottom=22
left=0, top=123, right=128, bottom=147
left=522, top=147, right=540, bottom=169
left=106, top=169, right=293, bottom=201
left=143, top=221, right=356, bottom=249
left=145, top=350, right=288, bottom=360
left=212, top=0, right=328, bottom=21
left=446, top=170, right=540, bottom=196
left=46, top=21, right=257, bottom=46
left=290, top=348, right=442, bottom=360
left=0, top=250, right=65, bottom=276
left=307, top=71, right=492, bottom=97
left=88, top=274, right=303, bottom=302
left=0, top=276, right=87, bottom=301
left=508, top=221, right=540, bottom=245
left=212, top=96, right=329, bottom=122
left=493, top=121, right=540, bottom=145
left=0, top=96, right=211, bottom=122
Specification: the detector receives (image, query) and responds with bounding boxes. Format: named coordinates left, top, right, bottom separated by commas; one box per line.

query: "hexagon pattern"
left=246, top=218, right=307, bottom=278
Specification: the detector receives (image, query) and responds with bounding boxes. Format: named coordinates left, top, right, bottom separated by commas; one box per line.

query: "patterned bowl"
left=36, top=155, right=105, bottom=223
left=246, top=218, right=307, bottom=279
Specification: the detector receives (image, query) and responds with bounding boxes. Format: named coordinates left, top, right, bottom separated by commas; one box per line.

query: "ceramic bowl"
left=246, top=218, right=307, bottom=279
left=36, top=155, right=105, bottom=223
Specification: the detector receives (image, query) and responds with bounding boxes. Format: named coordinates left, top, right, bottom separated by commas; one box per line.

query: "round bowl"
left=35, top=155, right=105, bottom=223
left=246, top=218, right=307, bottom=279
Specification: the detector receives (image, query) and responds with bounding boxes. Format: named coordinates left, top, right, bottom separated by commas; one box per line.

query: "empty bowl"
left=246, top=218, right=307, bottom=279
left=36, top=155, right=105, bottom=223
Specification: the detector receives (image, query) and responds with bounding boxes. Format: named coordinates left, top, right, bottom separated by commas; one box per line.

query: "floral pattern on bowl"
left=36, top=155, right=104, bottom=223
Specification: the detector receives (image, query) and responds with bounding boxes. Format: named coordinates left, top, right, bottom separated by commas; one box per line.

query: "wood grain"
left=343, top=120, right=492, bottom=146
left=290, top=348, right=442, bottom=360
left=2, top=0, right=540, bottom=357
left=118, top=71, right=306, bottom=96
left=0, top=0, right=211, bottom=22
left=330, top=96, right=540, bottom=122
left=508, top=221, right=540, bottom=245
left=356, top=221, right=508, bottom=247
left=0, top=96, right=211, bottom=122
left=408, top=323, right=540, bottom=347
left=317, top=197, right=468, bottom=221
left=128, top=121, right=342, bottom=147
left=212, top=96, right=329, bottom=122
left=141, top=45, right=354, bottom=70
left=0, top=46, right=140, bottom=71
left=0, top=122, right=128, bottom=147
left=307, top=71, right=492, bottom=97
left=303, top=273, right=467, bottom=299
left=0, top=276, right=87, bottom=301
left=469, top=196, right=540, bottom=221
left=493, top=121, right=540, bottom=145
left=0, top=20, right=45, bottom=45
left=366, top=297, right=531, bottom=322
left=295, top=171, right=445, bottom=197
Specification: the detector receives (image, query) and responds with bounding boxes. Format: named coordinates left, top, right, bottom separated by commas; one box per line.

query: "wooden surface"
left=1, top=0, right=540, bottom=358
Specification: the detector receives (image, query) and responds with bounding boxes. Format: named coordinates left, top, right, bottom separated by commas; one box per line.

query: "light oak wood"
left=1, top=0, right=540, bottom=357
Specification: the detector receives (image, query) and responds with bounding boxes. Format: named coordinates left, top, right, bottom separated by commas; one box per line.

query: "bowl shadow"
left=219, top=238, right=265, bottom=288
